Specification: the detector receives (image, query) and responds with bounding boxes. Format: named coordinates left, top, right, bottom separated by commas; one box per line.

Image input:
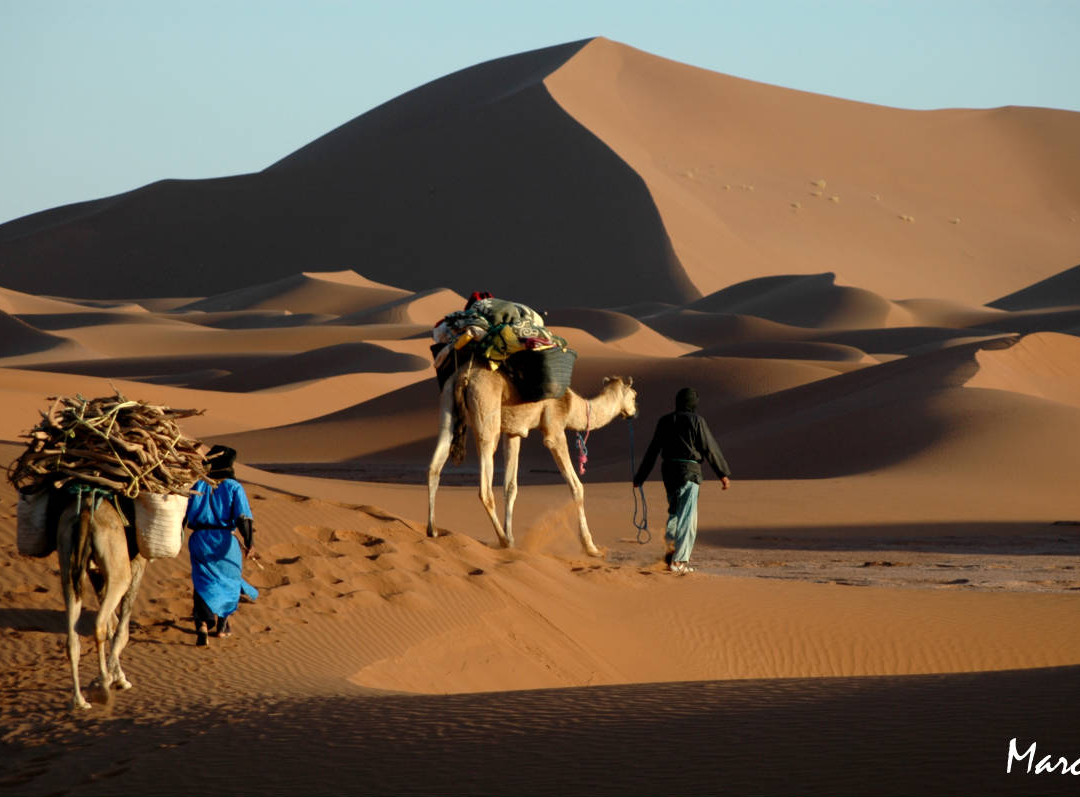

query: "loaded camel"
left=9, top=392, right=210, bottom=710
left=427, top=363, right=637, bottom=555
left=56, top=488, right=147, bottom=710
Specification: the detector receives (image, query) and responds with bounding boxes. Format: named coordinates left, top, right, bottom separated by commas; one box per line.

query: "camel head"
left=602, top=376, right=637, bottom=418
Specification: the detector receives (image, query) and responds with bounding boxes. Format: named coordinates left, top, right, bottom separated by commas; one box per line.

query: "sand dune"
left=177, top=270, right=410, bottom=315
left=171, top=309, right=340, bottom=329
left=689, top=339, right=872, bottom=363
left=546, top=307, right=698, bottom=357
left=546, top=307, right=651, bottom=341
left=896, top=296, right=1013, bottom=328
left=14, top=352, right=277, bottom=384
left=0, top=367, right=431, bottom=440
left=208, top=349, right=843, bottom=470
left=808, top=325, right=1011, bottom=354
left=546, top=38, right=1080, bottom=305
left=1, top=37, right=1079, bottom=797
left=641, top=308, right=814, bottom=348
left=991, top=262, right=1080, bottom=310
left=704, top=335, right=1080, bottom=479
left=0, top=286, right=106, bottom=315
left=332, top=287, right=464, bottom=326
left=193, top=342, right=430, bottom=392
left=966, top=331, right=1080, bottom=408
left=0, top=41, right=693, bottom=309
left=0, top=311, right=73, bottom=358
left=5, top=40, right=1075, bottom=312
left=2, top=467, right=1077, bottom=697
left=685, top=273, right=917, bottom=330
left=3, top=458, right=1079, bottom=794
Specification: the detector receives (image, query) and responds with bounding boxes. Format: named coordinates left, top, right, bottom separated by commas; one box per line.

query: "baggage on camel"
left=430, top=295, right=576, bottom=401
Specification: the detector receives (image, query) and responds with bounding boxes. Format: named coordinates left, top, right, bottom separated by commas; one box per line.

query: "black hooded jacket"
left=634, top=391, right=731, bottom=508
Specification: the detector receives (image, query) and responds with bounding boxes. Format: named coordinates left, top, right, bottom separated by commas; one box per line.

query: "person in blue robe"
left=184, top=445, right=257, bottom=646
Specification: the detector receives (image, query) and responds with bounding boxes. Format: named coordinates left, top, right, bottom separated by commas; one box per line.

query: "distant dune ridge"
left=1, top=37, right=1080, bottom=796
left=0, top=40, right=691, bottom=308
left=3, top=37, right=1079, bottom=307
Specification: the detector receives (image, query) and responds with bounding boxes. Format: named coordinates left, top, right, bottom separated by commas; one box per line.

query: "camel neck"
left=569, top=388, right=620, bottom=432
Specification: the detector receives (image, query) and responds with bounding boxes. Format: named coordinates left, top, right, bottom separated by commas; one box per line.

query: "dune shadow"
left=0, top=607, right=98, bottom=635
left=4, top=666, right=1078, bottom=796
left=0, top=41, right=696, bottom=310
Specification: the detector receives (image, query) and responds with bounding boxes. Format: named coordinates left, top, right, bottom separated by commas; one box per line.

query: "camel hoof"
left=72, top=696, right=91, bottom=711
left=115, top=676, right=133, bottom=690
left=426, top=527, right=439, bottom=538
left=585, top=546, right=605, bottom=558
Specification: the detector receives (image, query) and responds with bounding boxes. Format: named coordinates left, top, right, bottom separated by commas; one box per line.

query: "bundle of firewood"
left=6, top=391, right=214, bottom=497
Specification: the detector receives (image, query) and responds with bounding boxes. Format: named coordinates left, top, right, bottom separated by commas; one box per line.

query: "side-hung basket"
left=16, top=489, right=53, bottom=557
left=502, top=348, right=578, bottom=402
left=134, top=492, right=187, bottom=559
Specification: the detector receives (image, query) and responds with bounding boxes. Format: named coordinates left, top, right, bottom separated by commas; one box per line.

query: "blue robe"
left=185, top=479, right=258, bottom=618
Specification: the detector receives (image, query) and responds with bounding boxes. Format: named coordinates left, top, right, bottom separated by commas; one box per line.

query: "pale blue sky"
left=2, top=0, right=1078, bottom=225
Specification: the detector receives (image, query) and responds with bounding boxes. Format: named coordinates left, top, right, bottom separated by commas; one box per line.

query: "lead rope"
left=628, top=418, right=650, bottom=544
left=575, top=401, right=591, bottom=476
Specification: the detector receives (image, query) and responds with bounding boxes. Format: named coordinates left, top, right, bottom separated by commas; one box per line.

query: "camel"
left=56, top=487, right=147, bottom=710
left=427, top=362, right=637, bottom=555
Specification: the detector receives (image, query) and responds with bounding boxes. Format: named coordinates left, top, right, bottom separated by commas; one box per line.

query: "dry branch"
left=6, top=390, right=216, bottom=497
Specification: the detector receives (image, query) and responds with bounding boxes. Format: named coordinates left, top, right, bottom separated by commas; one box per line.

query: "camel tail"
left=450, top=374, right=469, bottom=465
left=70, top=505, right=95, bottom=600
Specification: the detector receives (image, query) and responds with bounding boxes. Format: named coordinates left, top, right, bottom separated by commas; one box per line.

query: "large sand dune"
left=1, top=37, right=1079, bottom=796
left=546, top=38, right=1080, bottom=304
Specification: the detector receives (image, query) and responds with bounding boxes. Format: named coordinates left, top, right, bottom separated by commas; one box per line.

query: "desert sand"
left=1, top=38, right=1079, bottom=796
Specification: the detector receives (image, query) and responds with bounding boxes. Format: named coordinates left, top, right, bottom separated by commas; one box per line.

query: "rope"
left=575, top=401, right=591, bottom=476
left=628, top=418, right=650, bottom=544
left=66, top=481, right=123, bottom=523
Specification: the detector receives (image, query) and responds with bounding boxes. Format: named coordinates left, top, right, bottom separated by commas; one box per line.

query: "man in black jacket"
left=633, top=387, right=731, bottom=573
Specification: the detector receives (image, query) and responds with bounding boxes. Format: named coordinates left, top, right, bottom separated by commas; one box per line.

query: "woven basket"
left=16, top=490, right=52, bottom=557
left=134, top=492, right=187, bottom=559
left=502, top=348, right=577, bottom=401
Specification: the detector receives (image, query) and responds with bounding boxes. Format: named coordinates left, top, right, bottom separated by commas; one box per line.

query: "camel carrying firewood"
left=9, top=392, right=213, bottom=710
left=56, top=487, right=147, bottom=710
left=426, top=361, right=637, bottom=555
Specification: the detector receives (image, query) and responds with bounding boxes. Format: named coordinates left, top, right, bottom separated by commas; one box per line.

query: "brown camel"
left=427, top=364, right=637, bottom=555
left=57, top=488, right=147, bottom=710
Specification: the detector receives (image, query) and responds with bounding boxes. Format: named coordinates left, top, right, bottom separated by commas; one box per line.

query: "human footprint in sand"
left=633, top=387, right=731, bottom=574
left=184, top=445, right=258, bottom=646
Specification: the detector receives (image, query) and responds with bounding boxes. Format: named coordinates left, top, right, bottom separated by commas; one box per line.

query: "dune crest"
left=176, top=270, right=411, bottom=315
left=966, top=331, right=1080, bottom=408
left=0, top=311, right=71, bottom=357
left=546, top=38, right=1080, bottom=304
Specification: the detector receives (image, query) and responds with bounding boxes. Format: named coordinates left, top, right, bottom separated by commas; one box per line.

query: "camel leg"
left=543, top=433, right=602, bottom=557
left=89, top=571, right=118, bottom=638
left=108, top=555, right=147, bottom=690
left=476, top=429, right=510, bottom=547
left=61, top=572, right=89, bottom=710
left=503, top=435, right=522, bottom=548
left=427, top=382, right=457, bottom=538
left=93, top=554, right=131, bottom=696
left=58, top=508, right=91, bottom=710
